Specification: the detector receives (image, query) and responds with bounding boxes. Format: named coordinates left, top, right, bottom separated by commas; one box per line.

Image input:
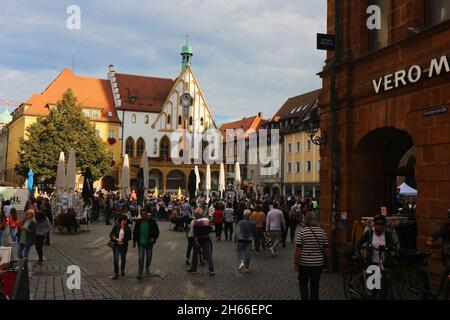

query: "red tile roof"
left=115, top=73, right=175, bottom=113
left=21, top=68, right=120, bottom=122
left=219, top=115, right=263, bottom=138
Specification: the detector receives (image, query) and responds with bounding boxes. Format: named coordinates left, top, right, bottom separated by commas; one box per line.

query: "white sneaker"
left=238, top=262, right=245, bottom=271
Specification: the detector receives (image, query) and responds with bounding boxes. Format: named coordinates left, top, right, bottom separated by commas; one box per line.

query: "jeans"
left=191, top=238, right=214, bottom=272
left=254, top=228, right=265, bottom=252
left=237, top=242, right=252, bottom=268
left=215, top=222, right=223, bottom=239
left=113, top=245, right=128, bottom=276
left=138, top=244, right=153, bottom=275
left=269, top=230, right=282, bottom=253
left=35, top=235, right=46, bottom=261
left=298, top=266, right=323, bottom=300
left=18, top=243, right=33, bottom=260
left=10, top=227, right=18, bottom=243
left=224, top=222, right=233, bottom=241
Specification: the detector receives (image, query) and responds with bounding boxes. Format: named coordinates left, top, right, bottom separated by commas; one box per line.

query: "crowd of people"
left=0, top=197, right=53, bottom=263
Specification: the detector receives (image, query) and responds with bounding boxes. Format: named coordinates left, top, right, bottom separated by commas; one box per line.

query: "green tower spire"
left=181, top=33, right=193, bottom=70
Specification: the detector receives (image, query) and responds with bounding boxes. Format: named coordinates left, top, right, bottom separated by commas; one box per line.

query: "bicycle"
left=396, top=250, right=449, bottom=300
left=343, top=246, right=400, bottom=300
left=197, top=238, right=213, bottom=267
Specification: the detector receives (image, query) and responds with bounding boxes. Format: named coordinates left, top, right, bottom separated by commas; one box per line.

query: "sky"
left=0, top=0, right=327, bottom=124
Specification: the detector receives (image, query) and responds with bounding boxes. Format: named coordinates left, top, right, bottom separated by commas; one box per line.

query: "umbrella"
left=206, top=164, right=211, bottom=202
left=252, top=162, right=261, bottom=196
left=82, top=167, right=94, bottom=207
left=136, top=167, right=144, bottom=207
left=66, top=149, right=77, bottom=194
left=27, top=169, right=34, bottom=199
left=194, top=165, right=201, bottom=194
left=121, top=154, right=130, bottom=199
left=234, top=162, right=241, bottom=186
left=55, top=152, right=66, bottom=195
left=219, top=163, right=225, bottom=198
left=140, top=151, right=149, bottom=202
left=188, top=169, right=197, bottom=200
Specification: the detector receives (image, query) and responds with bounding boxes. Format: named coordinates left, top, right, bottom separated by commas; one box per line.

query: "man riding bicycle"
left=354, top=215, right=399, bottom=266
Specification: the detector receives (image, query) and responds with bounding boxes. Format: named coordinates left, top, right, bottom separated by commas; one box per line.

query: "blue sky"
left=0, top=0, right=327, bottom=124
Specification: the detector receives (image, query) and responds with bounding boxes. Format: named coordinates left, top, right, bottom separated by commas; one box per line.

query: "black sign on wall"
left=317, top=33, right=335, bottom=51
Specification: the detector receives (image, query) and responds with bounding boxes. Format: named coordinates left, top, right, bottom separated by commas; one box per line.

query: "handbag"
left=107, top=240, right=115, bottom=248
left=308, top=227, right=328, bottom=268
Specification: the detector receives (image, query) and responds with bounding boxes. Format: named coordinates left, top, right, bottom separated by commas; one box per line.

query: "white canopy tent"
left=398, top=182, right=417, bottom=196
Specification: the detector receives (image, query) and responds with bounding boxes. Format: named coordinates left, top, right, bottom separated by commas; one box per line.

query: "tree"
left=16, top=89, right=112, bottom=182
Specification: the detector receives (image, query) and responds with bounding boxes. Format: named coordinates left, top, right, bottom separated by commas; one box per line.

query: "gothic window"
left=144, top=115, right=149, bottom=124
left=136, top=138, right=145, bottom=157
left=178, top=115, right=182, bottom=126
left=131, top=114, right=136, bottom=124
left=167, top=114, right=171, bottom=125
left=125, top=137, right=135, bottom=157
left=160, top=136, right=170, bottom=158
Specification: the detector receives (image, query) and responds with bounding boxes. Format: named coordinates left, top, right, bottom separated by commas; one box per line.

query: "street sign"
left=424, top=105, right=448, bottom=117
left=317, top=33, right=335, bottom=51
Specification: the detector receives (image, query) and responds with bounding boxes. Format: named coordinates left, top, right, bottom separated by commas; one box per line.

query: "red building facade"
left=319, top=0, right=450, bottom=267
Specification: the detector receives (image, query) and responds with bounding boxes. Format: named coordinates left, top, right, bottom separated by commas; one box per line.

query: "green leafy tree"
left=16, top=89, right=112, bottom=182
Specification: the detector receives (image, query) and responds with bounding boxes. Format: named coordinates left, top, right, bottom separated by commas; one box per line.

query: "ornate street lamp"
left=304, top=107, right=327, bottom=145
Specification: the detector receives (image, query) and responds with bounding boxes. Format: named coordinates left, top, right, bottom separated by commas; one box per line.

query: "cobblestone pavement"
left=12, top=221, right=345, bottom=300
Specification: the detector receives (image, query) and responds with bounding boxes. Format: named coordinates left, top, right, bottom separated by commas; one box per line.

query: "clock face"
left=180, top=93, right=193, bottom=107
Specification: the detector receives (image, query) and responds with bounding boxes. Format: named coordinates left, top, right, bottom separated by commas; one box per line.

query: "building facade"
left=277, top=90, right=321, bottom=198
left=110, top=40, right=219, bottom=193
left=5, top=69, right=122, bottom=187
left=319, top=0, right=450, bottom=268
left=220, top=114, right=264, bottom=193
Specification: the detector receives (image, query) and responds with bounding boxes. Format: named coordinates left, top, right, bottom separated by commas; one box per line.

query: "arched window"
left=189, top=116, right=193, bottom=126
left=125, top=137, right=135, bottom=157
left=178, top=115, right=182, bottom=125
left=159, top=136, right=170, bottom=158
left=167, top=114, right=171, bottom=125
left=136, top=138, right=145, bottom=157
left=200, top=117, right=204, bottom=126
left=144, top=115, right=149, bottom=124
left=131, top=114, right=136, bottom=124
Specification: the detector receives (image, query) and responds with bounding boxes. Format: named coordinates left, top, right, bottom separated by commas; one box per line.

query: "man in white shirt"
left=266, top=202, right=286, bottom=256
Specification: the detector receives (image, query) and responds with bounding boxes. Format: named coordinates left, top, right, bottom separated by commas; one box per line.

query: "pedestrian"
left=133, top=209, right=160, bottom=280
left=2, top=200, right=12, bottom=218
left=250, top=202, right=266, bottom=254
left=92, top=195, right=100, bottom=221
left=288, top=207, right=299, bottom=243
left=223, top=202, right=234, bottom=241
left=185, top=217, right=195, bottom=265
left=188, top=208, right=215, bottom=275
left=180, top=198, right=193, bottom=231
left=281, top=202, right=290, bottom=247
left=293, top=212, right=329, bottom=300
left=43, top=199, right=53, bottom=245
left=17, top=209, right=37, bottom=260
left=8, top=208, right=20, bottom=244
left=266, top=201, right=286, bottom=256
left=110, top=215, right=132, bottom=279
left=34, top=210, right=52, bottom=263
left=105, top=194, right=114, bottom=225
left=0, top=211, right=6, bottom=247
left=234, top=209, right=256, bottom=272
left=214, top=203, right=224, bottom=241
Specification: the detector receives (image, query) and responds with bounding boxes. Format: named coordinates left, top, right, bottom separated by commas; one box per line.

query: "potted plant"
left=107, top=137, right=116, bottom=145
